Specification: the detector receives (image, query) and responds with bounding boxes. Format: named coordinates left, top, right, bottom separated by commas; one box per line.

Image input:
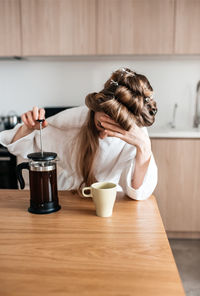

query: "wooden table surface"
left=0, top=190, right=185, bottom=296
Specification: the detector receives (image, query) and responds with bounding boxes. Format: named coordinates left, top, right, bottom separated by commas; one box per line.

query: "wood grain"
left=21, top=0, right=96, bottom=56
left=97, top=0, right=175, bottom=54
left=0, top=190, right=184, bottom=296
left=167, top=231, right=200, bottom=239
left=151, top=138, right=200, bottom=233
left=0, top=0, right=21, bottom=56
left=175, top=0, right=200, bottom=54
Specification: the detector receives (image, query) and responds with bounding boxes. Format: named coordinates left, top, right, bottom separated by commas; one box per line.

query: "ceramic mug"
left=82, top=182, right=117, bottom=217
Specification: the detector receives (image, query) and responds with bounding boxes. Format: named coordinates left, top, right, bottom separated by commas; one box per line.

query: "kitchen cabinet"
left=21, top=0, right=175, bottom=56
left=21, top=0, right=96, bottom=56
left=0, top=0, right=21, bottom=56
left=151, top=138, right=200, bottom=238
left=175, top=0, right=200, bottom=54
left=1, top=0, right=200, bottom=57
left=97, top=0, right=175, bottom=55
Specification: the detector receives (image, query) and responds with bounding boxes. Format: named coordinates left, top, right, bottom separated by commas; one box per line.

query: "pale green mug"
left=82, top=182, right=117, bottom=217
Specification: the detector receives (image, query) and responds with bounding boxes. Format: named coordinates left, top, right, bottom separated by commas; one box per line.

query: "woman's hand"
left=99, top=115, right=152, bottom=164
left=21, top=106, right=48, bottom=131
left=100, top=115, right=152, bottom=189
left=11, top=107, right=48, bottom=143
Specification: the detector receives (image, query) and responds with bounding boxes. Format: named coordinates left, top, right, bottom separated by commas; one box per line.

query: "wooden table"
left=0, top=190, right=185, bottom=296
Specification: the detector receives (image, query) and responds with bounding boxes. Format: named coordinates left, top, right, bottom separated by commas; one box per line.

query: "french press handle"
left=16, top=162, right=29, bottom=189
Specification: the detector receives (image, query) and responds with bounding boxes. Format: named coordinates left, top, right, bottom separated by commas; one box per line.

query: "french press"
left=16, top=152, right=61, bottom=214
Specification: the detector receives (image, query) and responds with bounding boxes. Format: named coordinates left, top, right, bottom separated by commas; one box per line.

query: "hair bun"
left=85, top=68, right=157, bottom=128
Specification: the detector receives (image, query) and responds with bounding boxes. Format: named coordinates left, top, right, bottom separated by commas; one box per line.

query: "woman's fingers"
left=25, top=111, right=35, bottom=128
left=101, top=121, right=126, bottom=135
left=38, top=108, right=45, bottom=120
left=42, top=119, right=48, bottom=128
left=21, top=113, right=32, bottom=129
left=100, top=116, right=120, bottom=126
left=106, top=130, right=126, bottom=140
left=100, top=115, right=126, bottom=132
left=99, top=115, right=126, bottom=136
left=21, top=107, right=47, bottom=130
left=38, top=108, right=48, bottom=128
left=32, top=106, right=45, bottom=121
left=32, top=106, right=39, bottom=121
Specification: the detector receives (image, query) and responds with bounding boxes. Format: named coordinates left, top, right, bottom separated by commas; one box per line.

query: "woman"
left=0, top=68, right=158, bottom=200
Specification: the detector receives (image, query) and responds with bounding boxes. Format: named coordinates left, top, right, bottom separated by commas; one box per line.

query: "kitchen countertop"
left=148, top=127, right=200, bottom=138
left=0, top=190, right=185, bottom=296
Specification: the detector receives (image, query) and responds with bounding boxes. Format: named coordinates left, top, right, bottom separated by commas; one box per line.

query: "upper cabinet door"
left=97, top=0, right=175, bottom=55
left=21, top=0, right=96, bottom=56
left=0, top=0, right=21, bottom=56
left=175, top=0, right=200, bottom=54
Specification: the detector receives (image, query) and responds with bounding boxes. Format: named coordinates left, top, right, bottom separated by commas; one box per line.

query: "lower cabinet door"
left=151, top=138, right=200, bottom=234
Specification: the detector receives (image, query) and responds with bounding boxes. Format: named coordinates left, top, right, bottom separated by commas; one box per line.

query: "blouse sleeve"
left=119, top=153, right=158, bottom=200
left=0, top=123, right=38, bottom=158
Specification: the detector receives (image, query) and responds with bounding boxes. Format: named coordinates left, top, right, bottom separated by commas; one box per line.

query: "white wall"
left=0, top=56, right=200, bottom=129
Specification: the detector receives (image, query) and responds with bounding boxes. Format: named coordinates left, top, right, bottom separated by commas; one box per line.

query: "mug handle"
left=82, top=187, right=92, bottom=198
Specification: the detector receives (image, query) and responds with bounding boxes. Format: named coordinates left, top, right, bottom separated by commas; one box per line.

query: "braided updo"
left=85, top=68, right=157, bottom=130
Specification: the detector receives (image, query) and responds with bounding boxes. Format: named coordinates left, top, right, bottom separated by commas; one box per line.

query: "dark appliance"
left=44, top=106, right=75, bottom=118
left=0, top=113, right=20, bottom=189
left=0, top=145, right=18, bottom=189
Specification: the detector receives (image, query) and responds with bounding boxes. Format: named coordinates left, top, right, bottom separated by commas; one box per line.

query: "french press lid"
left=27, top=152, right=57, bottom=161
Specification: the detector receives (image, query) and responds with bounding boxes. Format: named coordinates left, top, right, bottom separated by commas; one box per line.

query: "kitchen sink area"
left=148, top=126, right=200, bottom=138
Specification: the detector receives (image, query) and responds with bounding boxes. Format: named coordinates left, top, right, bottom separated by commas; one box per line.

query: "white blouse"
left=0, top=106, right=157, bottom=200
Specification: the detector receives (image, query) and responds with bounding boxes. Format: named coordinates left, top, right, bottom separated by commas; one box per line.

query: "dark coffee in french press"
left=29, top=169, right=57, bottom=205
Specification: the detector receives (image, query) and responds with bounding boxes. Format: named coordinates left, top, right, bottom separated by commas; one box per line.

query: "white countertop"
left=148, top=127, right=200, bottom=138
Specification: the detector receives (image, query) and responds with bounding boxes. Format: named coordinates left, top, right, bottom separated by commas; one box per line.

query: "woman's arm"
left=11, top=124, right=34, bottom=143
left=130, top=132, right=152, bottom=189
left=118, top=153, right=157, bottom=200
left=131, top=147, right=151, bottom=189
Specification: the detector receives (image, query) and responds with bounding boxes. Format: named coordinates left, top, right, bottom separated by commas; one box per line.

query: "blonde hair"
left=76, top=68, right=157, bottom=194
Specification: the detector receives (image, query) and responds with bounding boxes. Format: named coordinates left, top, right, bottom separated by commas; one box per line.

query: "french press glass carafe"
left=16, top=152, right=61, bottom=214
